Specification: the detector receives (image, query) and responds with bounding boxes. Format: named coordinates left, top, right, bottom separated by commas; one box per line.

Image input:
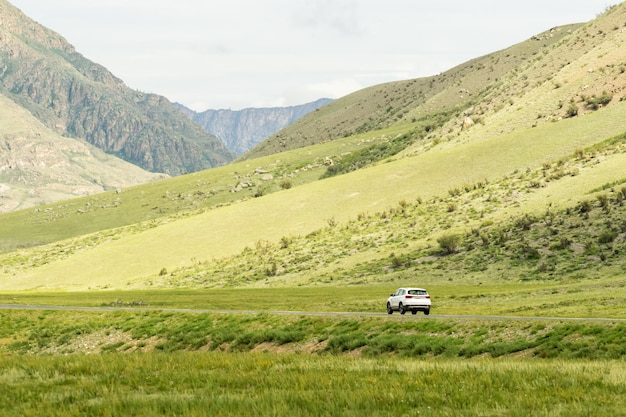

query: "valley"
left=1, top=1, right=626, bottom=415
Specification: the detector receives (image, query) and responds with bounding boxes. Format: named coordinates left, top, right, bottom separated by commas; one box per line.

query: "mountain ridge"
left=243, top=23, right=586, bottom=160
left=176, top=98, right=332, bottom=155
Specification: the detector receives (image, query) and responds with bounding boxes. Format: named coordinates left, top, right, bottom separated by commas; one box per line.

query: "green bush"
left=279, top=179, right=293, bottom=189
left=566, top=102, right=579, bottom=118
left=437, top=233, right=461, bottom=255
left=599, top=230, right=618, bottom=244
left=320, top=132, right=417, bottom=179
left=585, top=91, right=613, bottom=110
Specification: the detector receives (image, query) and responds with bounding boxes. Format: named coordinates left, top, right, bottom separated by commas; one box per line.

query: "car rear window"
left=408, top=289, right=427, bottom=295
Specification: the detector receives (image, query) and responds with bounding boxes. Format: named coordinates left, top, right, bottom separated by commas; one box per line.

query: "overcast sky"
left=9, top=1, right=618, bottom=111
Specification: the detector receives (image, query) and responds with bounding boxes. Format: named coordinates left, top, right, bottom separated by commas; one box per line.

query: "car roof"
left=398, top=287, right=427, bottom=291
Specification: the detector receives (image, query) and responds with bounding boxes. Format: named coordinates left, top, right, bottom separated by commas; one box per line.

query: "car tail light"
left=405, top=295, right=413, bottom=298
left=426, top=295, right=430, bottom=299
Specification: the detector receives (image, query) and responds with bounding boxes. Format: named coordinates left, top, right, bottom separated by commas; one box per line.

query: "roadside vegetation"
left=3, top=309, right=626, bottom=359
left=1, top=308, right=626, bottom=416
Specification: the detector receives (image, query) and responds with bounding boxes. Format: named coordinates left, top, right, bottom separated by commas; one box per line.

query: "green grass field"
left=1, top=352, right=625, bottom=417
left=1, top=306, right=626, bottom=416
left=1, top=273, right=625, bottom=318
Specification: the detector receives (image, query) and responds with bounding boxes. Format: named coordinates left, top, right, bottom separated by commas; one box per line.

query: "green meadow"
left=1, top=353, right=625, bottom=417
left=1, top=306, right=626, bottom=416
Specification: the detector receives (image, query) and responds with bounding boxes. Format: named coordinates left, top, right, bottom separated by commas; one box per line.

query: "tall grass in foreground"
left=0, top=353, right=624, bottom=417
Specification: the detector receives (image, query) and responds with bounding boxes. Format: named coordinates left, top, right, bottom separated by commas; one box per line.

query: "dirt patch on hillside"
left=37, top=331, right=164, bottom=355
left=250, top=339, right=329, bottom=354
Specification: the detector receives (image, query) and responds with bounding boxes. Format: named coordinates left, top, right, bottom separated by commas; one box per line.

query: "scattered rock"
left=231, top=181, right=255, bottom=193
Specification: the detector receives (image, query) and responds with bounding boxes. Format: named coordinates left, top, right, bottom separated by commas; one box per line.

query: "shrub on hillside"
left=565, top=102, right=579, bottom=118
left=584, top=91, right=612, bottom=110
left=437, top=233, right=461, bottom=255
left=599, top=230, right=618, bottom=244
left=279, top=179, right=293, bottom=189
left=320, top=132, right=417, bottom=179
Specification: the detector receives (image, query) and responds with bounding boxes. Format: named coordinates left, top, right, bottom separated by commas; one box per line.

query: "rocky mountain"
left=0, top=0, right=235, bottom=176
left=0, top=93, right=167, bottom=213
left=176, top=98, right=332, bottom=155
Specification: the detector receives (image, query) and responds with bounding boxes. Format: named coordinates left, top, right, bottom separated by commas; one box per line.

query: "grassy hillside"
left=1, top=99, right=625, bottom=291
left=244, top=23, right=582, bottom=159
left=247, top=5, right=626, bottom=161
left=0, top=126, right=393, bottom=252
left=0, top=4, right=625, bottom=297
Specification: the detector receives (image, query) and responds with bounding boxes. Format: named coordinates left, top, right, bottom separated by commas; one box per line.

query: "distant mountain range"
left=175, top=99, right=333, bottom=155
left=0, top=0, right=332, bottom=211
left=0, top=0, right=234, bottom=178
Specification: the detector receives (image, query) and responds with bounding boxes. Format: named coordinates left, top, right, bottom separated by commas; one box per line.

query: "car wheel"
left=399, top=303, right=406, bottom=315
left=424, top=308, right=430, bottom=316
left=411, top=310, right=417, bottom=315
left=386, top=303, right=393, bottom=315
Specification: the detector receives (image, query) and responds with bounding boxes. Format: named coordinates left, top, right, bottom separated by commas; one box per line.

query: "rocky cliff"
left=0, top=93, right=167, bottom=213
left=0, top=0, right=235, bottom=175
left=177, top=98, right=332, bottom=155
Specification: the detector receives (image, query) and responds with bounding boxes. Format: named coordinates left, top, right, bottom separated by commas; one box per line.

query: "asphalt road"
left=1, top=303, right=625, bottom=322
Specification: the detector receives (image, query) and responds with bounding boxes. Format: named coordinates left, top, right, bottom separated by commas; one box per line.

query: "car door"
left=390, top=289, right=404, bottom=308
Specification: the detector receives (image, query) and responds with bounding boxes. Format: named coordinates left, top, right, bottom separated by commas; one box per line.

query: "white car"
left=387, top=287, right=431, bottom=315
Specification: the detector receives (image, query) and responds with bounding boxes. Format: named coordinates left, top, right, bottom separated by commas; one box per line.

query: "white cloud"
left=293, top=0, right=363, bottom=37
left=283, top=78, right=364, bottom=105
